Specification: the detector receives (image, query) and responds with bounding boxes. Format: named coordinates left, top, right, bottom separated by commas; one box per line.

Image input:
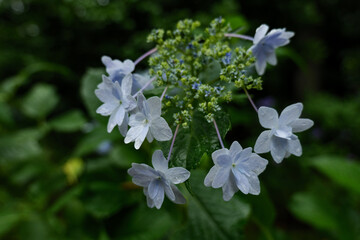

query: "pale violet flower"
left=101, top=56, right=153, bottom=94
left=128, top=150, right=190, bottom=209
left=254, top=103, right=314, bottom=163
left=249, top=24, right=294, bottom=75
left=204, top=141, right=268, bottom=201
left=95, top=74, right=136, bottom=134
left=124, top=93, right=172, bottom=149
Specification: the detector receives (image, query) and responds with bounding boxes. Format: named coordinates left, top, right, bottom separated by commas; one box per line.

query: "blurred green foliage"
left=0, top=0, right=359, bottom=239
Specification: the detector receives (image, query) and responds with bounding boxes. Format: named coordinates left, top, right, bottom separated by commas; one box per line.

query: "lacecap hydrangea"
left=94, top=18, right=313, bottom=208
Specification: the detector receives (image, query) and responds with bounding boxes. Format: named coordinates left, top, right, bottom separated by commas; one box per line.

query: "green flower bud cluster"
left=147, top=18, right=262, bottom=125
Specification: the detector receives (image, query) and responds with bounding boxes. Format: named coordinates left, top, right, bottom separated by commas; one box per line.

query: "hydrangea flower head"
left=254, top=103, right=314, bottom=163
left=124, top=93, right=172, bottom=149
left=101, top=56, right=153, bottom=94
left=95, top=74, right=137, bottom=134
left=204, top=141, right=268, bottom=201
left=128, top=150, right=190, bottom=209
left=249, top=24, right=294, bottom=75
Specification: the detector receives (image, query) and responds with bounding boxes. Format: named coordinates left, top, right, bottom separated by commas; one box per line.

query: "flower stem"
left=167, top=124, right=180, bottom=161
left=243, top=87, right=258, bottom=113
left=224, top=33, right=254, bottom=41
left=132, top=77, right=156, bottom=98
left=160, top=86, right=168, bottom=102
left=134, top=48, right=157, bottom=66
left=213, top=119, right=225, bottom=149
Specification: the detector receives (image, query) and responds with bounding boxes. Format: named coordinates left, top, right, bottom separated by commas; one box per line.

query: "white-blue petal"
left=254, top=130, right=272, bottom=154
left=150, top=117, right=173, bottom=141
left=152, top=150, right=168, bottom=172
left=258, top=106, right=279, bottom=129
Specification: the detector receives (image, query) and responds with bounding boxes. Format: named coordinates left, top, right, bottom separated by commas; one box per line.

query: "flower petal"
left=247, top=173, right=261, bottom=195
left=204, top=166, right=219, bottom=187
left=96, top=102, right=118, bottom=116
left=146, top=131, right=154, bottom=142
left=287, top=139, right=302, bottom=156
left=150, top=117, right=173, bottom=141
left=122, top=59, right=135, bottom=74
left=128, top=163, right=158, bottom=179
left=290, top=118, right=314, bottom=133
left=258, top=106, right=279, bottom=129
left=124, top=125, right=144, bottom=144
left=253, top=24, right=269, bottom=44
left=95, top=88, right=116, bottom=103
left=270, top=136, right=288, bottom=163
left=229, top=141, right=243, bottom=160
left=163, top=181, right=175, bottom=201
left=247, top=154, right=268, bottom=175
left=233, top=169, right=250, bottom=194
left=121, top=73, right=133, bottom=96
left=107, top=106, right=125, bottom=133
left=211, top=148, right=229, bottom=164
left=153, top=186, right=165, bottom=209
left=222, top=174, right=238, bottom=201
left=134, top=125, right=149, bottom=149
left=129, top=112, right=146, bottom=127
left=165, top=167, right=190, bottom=184
left=266, top=52, right=277, bottom=65
left=212, top=167, right=230, bottom=188
left=254, top=130, right=272, bottom=153
left=148, top=179, right=161, bottom=199
left=118, top=113, right=129, bottom=137
left=255, top=57, right=267, bottom=76
left=279, top=103, right=303, bottom=125
left=171, top=184, right=186, bottom=204
left=152, top=150, right=168, bottom=172
left=215, top=154, right=232, bottom=167
left=147, top=96, right=162, bottom=118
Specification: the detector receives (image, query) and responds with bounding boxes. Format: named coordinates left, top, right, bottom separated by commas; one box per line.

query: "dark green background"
left=0, top=0, right=359, bottom=239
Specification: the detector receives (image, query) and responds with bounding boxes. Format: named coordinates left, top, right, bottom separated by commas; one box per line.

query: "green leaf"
left=21, top=83, right=59, bottom=119
left=199, top=60, right=221, bottom=83
left=162, top=111, right=230, bottom=169
left=289, top=192, right=338, bottom=231
left=49, top=110, right=87, bottom=132
left=0, top=129, right=43, bottom=163
left=119, top=205, right=174, bottom=240
left=84, top=182, right=130, bottom=219
left=184, top=170, right=251, bottom=239
left=80, top=68, right=103, bottom=118
left=309, top=155, right=360, bottom=194
left=0, top=210, right=22, bottom=237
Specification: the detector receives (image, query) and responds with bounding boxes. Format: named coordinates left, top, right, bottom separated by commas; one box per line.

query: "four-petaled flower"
left=249, top=24, right=294, bottom=75
left=124, top=93, right=172, bottom=149
left=95, top=74, right=137, bottom=135
left=254, top=103, right=314, bottom=163
left=128, top=150, right=190, bottom=209
left=204, top=141, right=268, bottom=201
left=101, top=56, right=153, bottom=94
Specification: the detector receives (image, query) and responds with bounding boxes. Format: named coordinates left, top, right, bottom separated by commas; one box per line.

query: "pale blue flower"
left=128, top=150, right=190, bottom=209
left=204, top=141, right=268, bottom=201
left=124, top=93, right=172, bottom=149
left=95, top=74, right=137, bottom=134
left=101, top=56, right=153, bottom=94
left=254, top=103, right=314, bottom=163
left=249, top=24, right=294, bottom=75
